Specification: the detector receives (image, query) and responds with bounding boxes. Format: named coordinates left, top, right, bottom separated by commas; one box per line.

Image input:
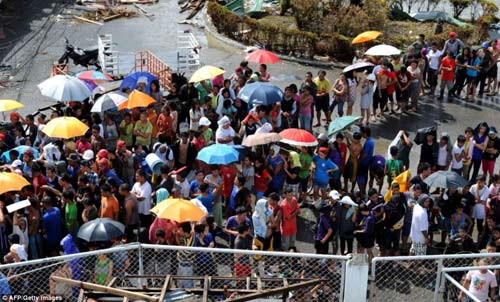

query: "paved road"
left=2, top=0, right=500, bottom=253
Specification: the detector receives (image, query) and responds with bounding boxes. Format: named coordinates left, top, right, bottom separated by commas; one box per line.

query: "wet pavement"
left=2, top=0, right=500, bottom=253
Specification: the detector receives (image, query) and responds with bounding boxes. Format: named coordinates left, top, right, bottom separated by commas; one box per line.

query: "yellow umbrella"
left=352, top=31, right=382, bottom=44
left=0, top=172, right=30, bottom=195
left=118, top=89, right=156, bottom=110
left=189, top=65, right=225, bottom=83
left=150, top=198, right=206, bottom=223
left=0, top=99, right=24, bottom=112
left=42, top=116, right=89, bottom=139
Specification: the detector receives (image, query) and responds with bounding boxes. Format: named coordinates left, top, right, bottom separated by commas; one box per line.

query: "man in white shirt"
left=470, top=175, right=490, bottom=241
left=131, top=169, right=153, bottom=228
left=410, top=194, right=430, bottom=255
left=215, top=116, right=236, bottom=145
left=451, top=135, right=466, bottom=175
left=426, top=42, right=443, bottom=96
left=173, top=172, right=190, bottom=199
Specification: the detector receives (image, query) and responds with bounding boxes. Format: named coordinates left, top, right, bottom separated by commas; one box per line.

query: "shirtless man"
left=488, top=45, right=500, bottom=95
left=374, top=61, right=390, bottom=119
left=344, top=131, right=363, bottom=194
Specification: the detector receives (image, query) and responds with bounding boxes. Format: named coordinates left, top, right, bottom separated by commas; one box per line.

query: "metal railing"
left=0, top=243, right=349, bottom=301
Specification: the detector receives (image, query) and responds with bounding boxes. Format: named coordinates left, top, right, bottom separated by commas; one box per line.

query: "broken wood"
left=73, top=15, right=104, bottom=25
left=74, top=5, right=100, bottom=12
left=103, top=14, right=122, bottom=22
left=133, top=3, right=150, bottom=15
left=120, top=0, right=155, bottom=4
left=158, top=275, right=171, bottom=302
left=186, top=1, right=205, bottom=20
left=50, top=276, right=159, bottom=302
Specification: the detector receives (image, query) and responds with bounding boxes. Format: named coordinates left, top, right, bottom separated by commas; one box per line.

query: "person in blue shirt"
left=194, top=224, right=216, bottom=279
left=224, top=207, right=252, bottom=249
left=189, top=170, right=205, bottom=198
left=197, top=183, right=214, bottom=214
left=41, top=197, right=62, bottom=257
left=358, top=127, right=375, bottom=198
left=313, top=147, right=339, bottom=202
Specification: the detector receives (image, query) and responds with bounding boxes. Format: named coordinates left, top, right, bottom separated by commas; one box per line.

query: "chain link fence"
left=369, top=253, right=500, bottom=302
left=0, top=243, right=349, bottom=302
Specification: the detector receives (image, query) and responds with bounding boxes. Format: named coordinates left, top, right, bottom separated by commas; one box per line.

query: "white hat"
left=329, top=190, right=340, bottom=200
left=82, top=150, right=94, bottom=160
left=11, top=159, right=22, bottom=168
left=339, top=196, right=358, bottom=207
left=218, top=116, right=230, bottom=127
left=137, top=76, right=148, bottom=84
left=199, top=117, right=211, bottom=127
left=318, top=133, right=328, bottom=141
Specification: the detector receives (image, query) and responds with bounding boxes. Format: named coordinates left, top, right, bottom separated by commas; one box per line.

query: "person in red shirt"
left=386, top=70, right=398, bottom=113
left=221, top=163, right=237, bottom=216
left=254, top=157, right=272, bottom=199
left=438, top=51, right=456, bottom=101
left=280, top=189, right=300, bottom=251
left=396, top=66, right=413, bottom=112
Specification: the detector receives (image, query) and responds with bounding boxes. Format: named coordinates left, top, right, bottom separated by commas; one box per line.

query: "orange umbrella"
left=352, top=31, right=382, bottom=44
left=150, top=198, right=206, bottom=222
left=118, top=89, right=156, bottom=110
left=0, top=172, right=30, bottom=195
left=245, top=49, right=281, bottom=64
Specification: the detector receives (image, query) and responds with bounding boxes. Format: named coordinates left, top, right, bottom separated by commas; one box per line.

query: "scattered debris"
left=73, top=15, right=104, bottom=25
left=179, top=0, right=205, bottom=20
left=133, top=3, right=154, bottom=19
left=72, top=2, right=141, bottom=24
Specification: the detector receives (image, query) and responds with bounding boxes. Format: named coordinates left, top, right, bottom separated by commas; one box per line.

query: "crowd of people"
left=0, top=30, right=500, bottom=299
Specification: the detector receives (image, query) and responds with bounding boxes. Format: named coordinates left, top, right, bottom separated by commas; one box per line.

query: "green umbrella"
left=328, top=116, right=362, bottom=136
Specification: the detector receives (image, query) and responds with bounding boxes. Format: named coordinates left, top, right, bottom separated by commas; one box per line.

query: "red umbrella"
left=245, top=49, right=281, bottom=64
left=279, top=128, right=318, bottom=147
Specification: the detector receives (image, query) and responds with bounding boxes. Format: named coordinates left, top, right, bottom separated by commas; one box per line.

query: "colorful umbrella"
left=0, top=172, right=30, bottom=195
left=1, top=146, right=39, bottom=162
left=75, top=70, right=113, bottom=83
left=242, top=133, right=281, bottom=147
left=91, top=91, right=128, bottom=112
left=352, top=31, right=382, bottom=44
left=119, top=72, right=158, bottom=92
left=189, top=65, right=225, bottom=83
left=343, top=62, right=375, bottom=74
left=328, top=116, right=363, bottom=136
left=118, top=89, right=156, bottom=110
left=150, top=198, right=206, bottom=222
left=77, top=218, right=125, bottom=242
left=38, top=75, right=91, bottom=102
left=0, top=99, right=23, bottom=112
left=42, top=116, right=89, bottom=139
left=237, top=82, right=283, bottom=106
left=279, top=128, right=318, bottom=147
left=245, top=49, right=281, bottom=64
left=196, top=144, right=239, bottom=164
left=365, top=44, right=401, bottom=56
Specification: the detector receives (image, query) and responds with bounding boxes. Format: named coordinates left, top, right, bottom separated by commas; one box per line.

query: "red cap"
left=97, top=149, right=108, bottom=159
left=98, top=158, right=109, bottom=166
left=449, top=32, right=456, bottom=38
left=9, top=112, right=20, bottom=121
left=319, top=147, right=329, bottom=154
left=23, top=149, right=34, bottom=157
left=0, top=133, right=4, bottom=140
left=116, top=140, right=126, bottom=150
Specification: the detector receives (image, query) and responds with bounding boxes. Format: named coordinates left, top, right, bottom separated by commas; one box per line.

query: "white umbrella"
left=38, top=75, right=91, bottom=102
left=365, top=44, right=401, bottom=56
left=91, top=91, right=128, bottom=112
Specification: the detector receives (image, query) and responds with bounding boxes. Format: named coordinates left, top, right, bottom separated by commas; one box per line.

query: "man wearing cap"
left=442, top=32, right=465, bottom=57
left=215, top=116, right=236, bottom=145
left=327, top=190, right=342, bottom=254
left=483, top=127, right=500, bottom=183
left=410, top=194, right=430, bottom=256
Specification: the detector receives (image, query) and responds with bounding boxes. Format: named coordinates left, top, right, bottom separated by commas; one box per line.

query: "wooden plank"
left=246, top=277, right=250, bottom=290
left=158, top=275, right=171, bottom=302
left=282, top=279, right=288, bottom=302
left=50, top=276, right=159, bottom=302
left=73, top=15, right=104, bottom=26
left=107, top=277, right=117, bottom=287
left=77, top=289, right=85, bottom=302
left=202, top=276, right=209, bottom=302
left=103, top=14, right=122, bottom=22
left=221, top=279, right=323, bottom=302
left=257, top=277, right=262, bottom=291
left=123, top=297, right=129, bottom=302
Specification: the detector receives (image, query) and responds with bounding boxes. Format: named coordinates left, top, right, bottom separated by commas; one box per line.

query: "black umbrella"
left=77, top=218, right=125, bottom=242
left=424, top=171, right=468, bottom=189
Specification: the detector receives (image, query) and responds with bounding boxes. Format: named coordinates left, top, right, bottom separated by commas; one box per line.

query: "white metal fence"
left=0, top=243, right=349, bottom=302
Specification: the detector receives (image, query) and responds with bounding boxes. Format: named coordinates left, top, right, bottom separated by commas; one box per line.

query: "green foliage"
left=290, top=0, right=322, bottom=32
left=449, top=0, right=473, bottom=18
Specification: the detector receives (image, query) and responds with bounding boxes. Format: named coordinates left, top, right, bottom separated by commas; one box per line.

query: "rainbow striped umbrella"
left=75, top=70, right=113, bottom=83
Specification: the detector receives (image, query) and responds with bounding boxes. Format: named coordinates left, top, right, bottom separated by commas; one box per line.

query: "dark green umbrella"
left=77, top=218, right=125, bottom=242
left=328, top=116, right=362, bottom=136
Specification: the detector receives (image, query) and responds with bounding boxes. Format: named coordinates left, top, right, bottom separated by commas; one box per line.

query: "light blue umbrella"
left=197, top=144, right=239, bottom=165
left=1, top=146, right=39, bottom=162
left=328, top=115, right=362, bottom=136
left=237, top=82, right=283, bottom=106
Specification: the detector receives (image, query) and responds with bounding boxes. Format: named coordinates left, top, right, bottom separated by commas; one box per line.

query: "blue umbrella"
left=237, top=82, right=283, bottom=106
left=119, top=72, right=158, bottom=93
left=1, top=146, right=39, bottom=162
left=328, top=115, right=362, bottom=136
left=197, top=144, right=239, bottom=165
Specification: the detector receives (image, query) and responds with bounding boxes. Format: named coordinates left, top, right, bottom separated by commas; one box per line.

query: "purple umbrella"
left=343, top=61, right=375, bottom=73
